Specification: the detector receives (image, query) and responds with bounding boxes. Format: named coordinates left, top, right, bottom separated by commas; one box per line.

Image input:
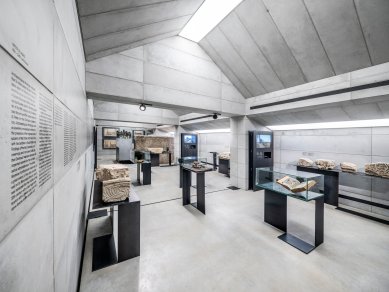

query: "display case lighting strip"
left=268, top=119, right=389, bottom=130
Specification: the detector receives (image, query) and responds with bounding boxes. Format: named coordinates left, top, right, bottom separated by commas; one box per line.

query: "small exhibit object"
left=315, top=159, right=336, bottom=170
left=192, top=161, right=205, bottom=169
left=219, top=152, right=230, bottom=160
left=276, top=176, right=317, bottom=193
left=102, top=178, right=130, bottom=203
left=340, top=162, right=358, bottom=173
left=96, top=164, right=129, bottom=181
left=365, top=163, right=389, bottom=178
left=297, top=158, right=314, bottom=167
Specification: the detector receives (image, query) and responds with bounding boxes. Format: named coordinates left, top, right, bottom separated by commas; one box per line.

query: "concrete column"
left=230, top=116, right=269, bottom=190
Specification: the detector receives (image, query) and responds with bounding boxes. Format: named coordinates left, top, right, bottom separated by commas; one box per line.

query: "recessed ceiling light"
left=179, top=0, right=244, bottom=42
left=267, top=119, right=389, bottom=130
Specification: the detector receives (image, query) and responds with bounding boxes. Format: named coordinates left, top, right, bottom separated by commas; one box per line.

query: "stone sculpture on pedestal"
left=365, top=163, right=389, bottom=178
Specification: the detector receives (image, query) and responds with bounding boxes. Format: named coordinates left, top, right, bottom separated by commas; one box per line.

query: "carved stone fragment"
left=219, top=152, right=230, bottom=160
left=340, top=162, right=358, bottom=173
left=102, top=178, right=131, bottom=203
left=148, top=147, right=163, bottom=154
left=365, top=163, right=389, bottom=178
left=297, top=158, right=314, bottom=167
left=96, top=164, right=129, bottom=181
left=315, top=159, right=336, bottom=170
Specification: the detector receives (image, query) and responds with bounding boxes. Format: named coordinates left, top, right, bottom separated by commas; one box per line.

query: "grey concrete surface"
left=199, top=0, right=389, bottom=98
left=86, top=36, right=246, bottom=117
left=77, top=0, right=204, bottom=60
left=80, top=165, right=389, bottom=291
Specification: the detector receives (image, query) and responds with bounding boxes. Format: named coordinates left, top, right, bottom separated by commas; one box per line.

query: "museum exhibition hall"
left=1, top=0, right=389, bottom=291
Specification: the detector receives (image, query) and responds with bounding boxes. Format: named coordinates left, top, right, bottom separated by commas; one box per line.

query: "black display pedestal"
left=264, top=189, right=324, bottom=254
left=209, top=152, right=218, bottom=170
left=135, top=161, right=151, bottom=185
left=91, top=180, right=140, bottom=271
left=219, top=159, right=230, bottom=176
left=150, top=153, right=160, bottom=167
left=297, top=165, right=339, bottom=206
left=182, top=166, right=212, bottom=214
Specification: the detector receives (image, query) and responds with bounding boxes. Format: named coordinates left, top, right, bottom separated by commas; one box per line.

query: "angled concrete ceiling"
left=199, top=0, right=389, bottom=99
left=77, top=0, right=204, bottom=60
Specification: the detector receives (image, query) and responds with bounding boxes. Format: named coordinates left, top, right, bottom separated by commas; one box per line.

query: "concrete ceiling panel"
left=80, top=0, right=202, bottom=39
left=84, top=16, right=189, bottom=56
left=157, top=36, right=212, bottom=61
left=205, top=27, right=266, bottom=96
left=354, top=0, right=389, bottom=65
left=144, top=41, right=221, bottom=81
left=304, top=0, right=372, bottom=74
left=234, top=0, right=306, bottom=88
left=78, top=0, right=172, bottom=16
left=219, top=12, right=284, bottom=92
left=86, top=53, right=143, bottom=82
left=87, top=30, right=179, bottom=61
left=199, top=38, right=252, bottom=98
left=262, top=0, right=335, bottom=81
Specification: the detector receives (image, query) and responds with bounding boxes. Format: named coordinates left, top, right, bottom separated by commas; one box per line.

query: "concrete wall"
left=0, top=1, right=93, bottom=291
left=274, top=127, right=389, bottom=218
left=198, top=133, right=231, bottom=165
left=86, top=36, right=246, bottom=116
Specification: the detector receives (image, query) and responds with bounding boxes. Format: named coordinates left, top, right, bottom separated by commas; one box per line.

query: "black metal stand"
left=209, top=152, right=217, bottom=170
left=218, top=159, right=230, bottom=176
left=264, top=189, right=324, bottom=254
left=297, top=166, right=339, bottom=206
left=182, top=168, right=211, bottom=214
left=150, top=153, right=160, bottom=167
left=141, top=162, right=151, bottom=185
left=91, top=180, right=140, bottom=271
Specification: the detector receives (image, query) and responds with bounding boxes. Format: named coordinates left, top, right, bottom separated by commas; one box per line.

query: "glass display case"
left=256, top=167, right=323, bottom=201
left=178, top=157, right=208, bottom=170
left=134, top=150, right=150, bottom=162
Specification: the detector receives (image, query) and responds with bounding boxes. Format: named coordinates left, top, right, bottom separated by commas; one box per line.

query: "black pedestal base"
left=183, top=169, right=206, bottom=214
left=92, top=234, right=117, bottom=271
left=278, top=233, right=315, bottom=254
left=264, top=189, right=324, bottom=254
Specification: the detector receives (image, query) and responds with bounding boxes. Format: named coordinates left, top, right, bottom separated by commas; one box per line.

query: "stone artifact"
left=365, top=163, right=389, bottom=178
left=192, top=161, right=205, bottom=169
left=315, top=159, right=336, bottom=170
left=96, top=164, right=129, bottom=181
left=276, top=176, right=317, bottom=193
left=219, top=152, right=230, bottom=160
left=340, top=162, right=358, bottom=173
left=297, top=158, right=314, bottom=167
left=102, top=178, right=131, bottom=203
left=148, top=147, right=163, bottom=154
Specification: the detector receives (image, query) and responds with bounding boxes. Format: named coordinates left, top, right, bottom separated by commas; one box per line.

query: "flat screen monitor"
left=256, top=134, right=271, bottom=148
left=184, top=134, right=196, bottom=144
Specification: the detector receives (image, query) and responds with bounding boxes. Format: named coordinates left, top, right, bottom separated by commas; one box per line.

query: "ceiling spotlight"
left=212, top=113, right=219, bottom=120
left=139, top=103, right=146, bottom=111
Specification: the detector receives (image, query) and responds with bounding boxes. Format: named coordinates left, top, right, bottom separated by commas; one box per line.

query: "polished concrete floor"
left=80, top=163, right=389, bottom=292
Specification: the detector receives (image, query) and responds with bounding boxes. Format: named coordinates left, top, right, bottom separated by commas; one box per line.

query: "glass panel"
left=256, top=167, right=323, bottom=201
left=180, top=157, right=208, bottom=169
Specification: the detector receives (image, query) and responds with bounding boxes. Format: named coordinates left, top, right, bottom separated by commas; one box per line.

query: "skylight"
left=179, top=0, right=244, bottom=42
left=267, top=119, right=389, bottom=131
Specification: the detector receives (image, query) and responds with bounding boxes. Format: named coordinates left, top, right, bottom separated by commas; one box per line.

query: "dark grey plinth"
left=91, top=180, right=140, bottom=271
left=264, top=189, right=324, bottom=254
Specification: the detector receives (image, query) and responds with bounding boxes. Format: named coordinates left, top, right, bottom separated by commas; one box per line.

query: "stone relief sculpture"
left=297, top=158, right=314, bottom=167
left=315, top=159, right=336, bottom=170
left=96, top=164, right=131, bottom=202
left=365, top=163, right=389, bottom=178
left=219, top=152, right=230, bottom=160
left=340, top=162, right=358, bottom=173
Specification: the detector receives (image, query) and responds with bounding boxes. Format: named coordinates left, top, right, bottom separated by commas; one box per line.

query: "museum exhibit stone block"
left=148, top=147, right=163, bottom=154
left=96, top=164, right=129, bottom=181
left=102, top=178, right=131, bottom=203
left=365, top=163, right=389, bottom=178
left=315, top=159, right=336, bottom=170
left=297, top=158, right=314, bottom=167
left=340, top=162, right=358, bottom=173
left=219, top=152, right=230, bottom=160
